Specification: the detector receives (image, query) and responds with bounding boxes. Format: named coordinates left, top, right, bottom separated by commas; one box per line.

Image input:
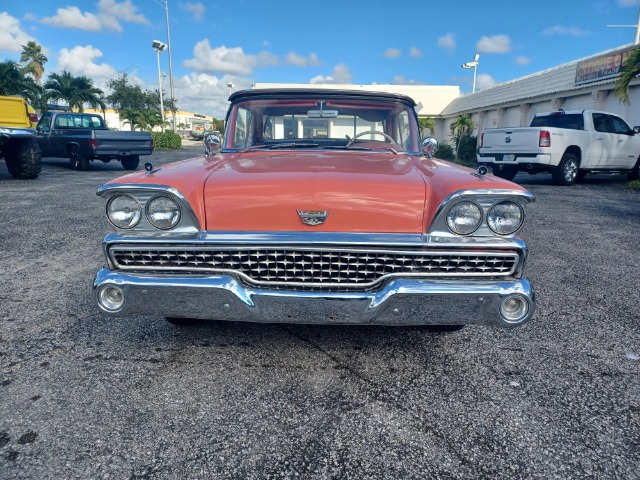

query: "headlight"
left=446, top=201, right=483, bottom=235
left=487, top=201, right=524, bottom=235
left=107, top=194, right=141, bottom=229
left=146, top=195, right=181, bottom=230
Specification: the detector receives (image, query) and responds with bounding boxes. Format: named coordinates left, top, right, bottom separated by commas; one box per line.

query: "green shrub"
left=152, top=130, right=182, bottom=149
left=457, top=135, right=478, bottom=167
left=435, top=142, right=455, bottom=161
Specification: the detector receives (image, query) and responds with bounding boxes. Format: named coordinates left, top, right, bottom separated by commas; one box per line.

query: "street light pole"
left=606, top=6, right=640, bottom=45
left=152, top=40, right=167, bottom=131
left=461, top=53, right=480, bottom=93
left=164, top=0, right=176, bottom=130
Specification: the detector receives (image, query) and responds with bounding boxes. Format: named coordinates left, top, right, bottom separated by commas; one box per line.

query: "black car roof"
left=229, top=88, right=417, bottom=107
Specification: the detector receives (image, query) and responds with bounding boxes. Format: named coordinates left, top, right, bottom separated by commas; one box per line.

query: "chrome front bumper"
left=93, top=268, right=536, bottom=328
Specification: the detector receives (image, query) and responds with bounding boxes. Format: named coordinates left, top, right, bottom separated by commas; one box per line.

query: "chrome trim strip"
left=102, top=231, right=528, bottom=248
left=93, top=269, right=535, bottom=328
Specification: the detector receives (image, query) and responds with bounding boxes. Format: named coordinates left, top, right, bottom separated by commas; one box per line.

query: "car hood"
left=203, top=151, right=427, bottom=233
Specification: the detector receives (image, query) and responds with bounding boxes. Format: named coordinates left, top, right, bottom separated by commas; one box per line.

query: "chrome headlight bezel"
left=445, top=200, right=484, bottom=235
left=487, top=200, right=525, bottom=235
left=106, top=194, right=142, bottom=229
left=145, top=195, right=182, bottom=230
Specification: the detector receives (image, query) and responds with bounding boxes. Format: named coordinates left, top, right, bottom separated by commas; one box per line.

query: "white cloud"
left=476, top=35, right=512, bottom=54
left=541, top=25, right=589, bottom=36
left=392, top=76, right=426, bottom=85
left=0, top=12, right=35, bottom=53
left=182, top=2, right=206, bottom=22
left=438, top=33, right=456, bottom=52
left=515, top=55, right=532, bottom=65
left=58, top=45, right=118, bottom=79
left=309, top=64, right=353, bottom=84
left=284, top=51, right=322, bottom=67
left=42, top=7, right=102, bottom=31
left=183, top=39, right=278, bottom=75
left=384, top=48, right=401, bottom=58
left=171, top=72, right=244, bottom=118
left=476, top=73, right=498, bottom=90
left=42, top=0, right=148, bottom=32
left=409, top=47, right=423, bottom=58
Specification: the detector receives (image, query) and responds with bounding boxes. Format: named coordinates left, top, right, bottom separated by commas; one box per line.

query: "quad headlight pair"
left=446, top=200, right=524, bottom=236
left=107, top=194, right=181, bottom=230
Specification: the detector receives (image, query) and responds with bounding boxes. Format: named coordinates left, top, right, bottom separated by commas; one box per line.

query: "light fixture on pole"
left=227, top=82, right=234, bottom=97
left=461, top=53, right=480, bottom=93
left=606, top=6, right=640, bottom=45
left=152, top=39, right=167, bottom=131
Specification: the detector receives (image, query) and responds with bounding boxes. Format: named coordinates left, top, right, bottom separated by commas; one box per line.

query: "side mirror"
left=204, top=132, right=221, bottom=157
left=421, top=137, right=439, bottom=158
left=633, top=126, right=640, bottom=135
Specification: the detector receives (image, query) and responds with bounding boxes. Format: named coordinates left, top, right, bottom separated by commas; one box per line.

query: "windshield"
left=224, top=95, right=420, bottom=152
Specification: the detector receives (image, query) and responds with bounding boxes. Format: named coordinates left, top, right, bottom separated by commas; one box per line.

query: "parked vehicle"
left=0, top=96, right=41, bottom=179
left=93, top=88, right=536, bottom=330
left=35, top=111, right=154, bottom=171
left=478, top=110, right=640, bottom=185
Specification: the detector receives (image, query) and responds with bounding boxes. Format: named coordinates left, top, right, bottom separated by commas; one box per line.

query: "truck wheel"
left=628, top=158, right=640, bottom=181
left=4, top=139, right=41, bottom=179
left=553, top=153, right=579, bottom=185
left=69, top=145, right=89, bottom=170
left=121, top=155, right=140, bottom=170
left=493, top=165, right=517, bottom=181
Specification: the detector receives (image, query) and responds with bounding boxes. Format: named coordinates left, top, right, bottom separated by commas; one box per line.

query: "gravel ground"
left=0, top=145, right=639, bottom=479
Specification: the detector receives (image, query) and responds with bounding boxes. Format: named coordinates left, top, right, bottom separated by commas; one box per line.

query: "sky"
left=1, top=0, right=640, bottom=119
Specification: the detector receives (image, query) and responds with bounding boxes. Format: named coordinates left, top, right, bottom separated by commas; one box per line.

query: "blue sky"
left=1, top=0, right=639, bottom=118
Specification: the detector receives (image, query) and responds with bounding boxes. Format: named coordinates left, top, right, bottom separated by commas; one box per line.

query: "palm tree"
left=0, top=60, right=39, bottom=97
left=418, top=117, right=435, bottom=137
left=614, top=47, right=640, bottom=105
left=450, top=115, right=474, bottom=161
left=20, top=41, right=48, bottom=85
left=44, top=71, right=105, bottom=112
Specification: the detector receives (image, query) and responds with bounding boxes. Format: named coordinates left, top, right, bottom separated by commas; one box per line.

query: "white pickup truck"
left=477, top=110, right=640, bottom=185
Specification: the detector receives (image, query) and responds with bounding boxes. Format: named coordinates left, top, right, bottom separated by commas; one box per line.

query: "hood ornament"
left=297, top=210, right=329, bottom=226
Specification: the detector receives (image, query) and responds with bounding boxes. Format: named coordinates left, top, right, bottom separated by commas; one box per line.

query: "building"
left=439, top=44, right=640, bottom=143
left=82, top=107, right=216, bottom=135
left=256, top=44, right=640, bottom=147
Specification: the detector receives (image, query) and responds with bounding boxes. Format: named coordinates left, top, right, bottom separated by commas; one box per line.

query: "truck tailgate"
left=481, top=128, right=541, bottom=154
left=93, top=130, right=153, bottom=155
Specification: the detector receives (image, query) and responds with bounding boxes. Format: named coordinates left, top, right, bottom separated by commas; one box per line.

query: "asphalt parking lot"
left=1, top=144, right=639, bottom=479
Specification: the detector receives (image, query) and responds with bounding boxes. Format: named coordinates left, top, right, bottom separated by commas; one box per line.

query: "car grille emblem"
left=297, top=210, right=329, bottom=226
left=505, top=136, right=512, bottom=143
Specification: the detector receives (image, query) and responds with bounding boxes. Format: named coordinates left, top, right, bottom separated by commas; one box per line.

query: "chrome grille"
left=109, top=245, right=519, bottom=288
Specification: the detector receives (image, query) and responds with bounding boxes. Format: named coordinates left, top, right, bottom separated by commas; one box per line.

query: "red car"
left=94, top=89, right=535, bottom=330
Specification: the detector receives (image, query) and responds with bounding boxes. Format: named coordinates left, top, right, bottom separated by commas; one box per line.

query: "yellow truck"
left=0, top=96, right=41, bottom=179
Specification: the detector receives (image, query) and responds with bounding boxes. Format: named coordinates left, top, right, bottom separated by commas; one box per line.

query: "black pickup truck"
left=35, top=111, right=154, bottom=170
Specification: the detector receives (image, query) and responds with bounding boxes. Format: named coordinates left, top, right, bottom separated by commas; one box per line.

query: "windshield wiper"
left=322, top=145, right=371, bottom=151
left=269, top=142, right=320, bottom=149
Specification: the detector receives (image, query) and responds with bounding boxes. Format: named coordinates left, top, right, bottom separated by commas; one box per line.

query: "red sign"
left=575, top=47, right=637, bottom=84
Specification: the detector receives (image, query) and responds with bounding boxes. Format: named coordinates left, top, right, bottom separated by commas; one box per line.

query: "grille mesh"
left=109, top=246, right=518, bottom=288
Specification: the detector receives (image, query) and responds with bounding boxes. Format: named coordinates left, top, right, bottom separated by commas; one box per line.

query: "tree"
left=418, top=117, right=435, bottom=136
left=44, top=71, right=105, bottom=112
left=450, top=115, right=474, bottom=161
left=106, top=74, right=175, bottom=131
left=614, top=47, right=640, bottom=105
left=0, top=60, right=40, bottom=98
left=20, top=41, right=48, bottom=85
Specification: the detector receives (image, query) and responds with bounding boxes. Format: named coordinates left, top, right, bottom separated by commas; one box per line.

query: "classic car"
left=93, top=88, right=536, bottom=330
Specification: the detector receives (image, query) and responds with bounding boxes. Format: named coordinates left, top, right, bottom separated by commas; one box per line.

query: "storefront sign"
left=575, top=47, right=636, bottom=85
